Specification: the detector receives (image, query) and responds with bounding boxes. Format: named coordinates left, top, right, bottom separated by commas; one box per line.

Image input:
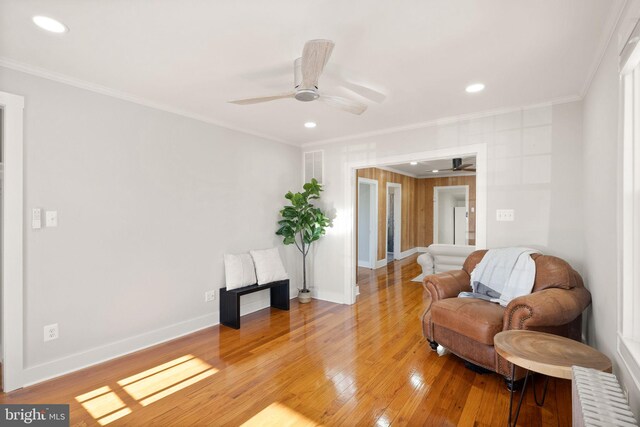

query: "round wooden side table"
left=494, top=330, right=612, bottom=426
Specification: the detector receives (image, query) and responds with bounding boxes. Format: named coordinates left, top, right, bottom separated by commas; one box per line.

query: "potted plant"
left=276, top=178, right=332, bottom=303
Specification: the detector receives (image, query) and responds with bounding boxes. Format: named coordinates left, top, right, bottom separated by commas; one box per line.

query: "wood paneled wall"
left=415, top=176, right=476, bottom=247
left=357, top=169, right=476, bottom=262
left=357, top=168, right=417, bottom=260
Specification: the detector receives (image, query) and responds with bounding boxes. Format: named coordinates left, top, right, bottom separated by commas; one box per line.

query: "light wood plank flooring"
left=0, top=255, right=571, bottom=426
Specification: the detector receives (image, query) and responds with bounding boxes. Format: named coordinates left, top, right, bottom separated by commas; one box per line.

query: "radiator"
left=572, top=366, right=638, bottom=427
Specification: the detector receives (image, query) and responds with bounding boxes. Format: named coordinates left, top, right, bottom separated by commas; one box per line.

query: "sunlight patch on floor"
left=118, top=355, right=218, bottom=406
left=75, top=386, right=131, bottom=426
left=76, top=354, right=217, bottom=425
left=240, top=402, right=321, bottom=427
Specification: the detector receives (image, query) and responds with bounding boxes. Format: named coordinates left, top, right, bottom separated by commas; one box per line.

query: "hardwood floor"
left=0, top=254, right=571, bottom=426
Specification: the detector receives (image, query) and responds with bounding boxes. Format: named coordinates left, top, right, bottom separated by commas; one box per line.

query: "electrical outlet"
left=204, top=290, right=215, bottom=302
left=44, top=323, right=59, bottom=342
left=45, top=210, right=58, bottom=227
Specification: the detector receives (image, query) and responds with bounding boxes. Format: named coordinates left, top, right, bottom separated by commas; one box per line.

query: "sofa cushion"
left=431, top=298, right=505, bottom=346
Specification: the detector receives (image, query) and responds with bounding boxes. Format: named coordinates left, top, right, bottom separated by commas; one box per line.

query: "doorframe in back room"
left=357, top=177, right=378, bottom=269
left=385, top=182, right=402, bottom=262
left=0, top=91, right=25, bottom=392
left=433, top=185, right=470, bottom=245
left=344, top=143, right=487, bottom=305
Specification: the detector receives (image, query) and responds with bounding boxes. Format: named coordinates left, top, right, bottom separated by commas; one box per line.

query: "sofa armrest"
left=503, top=287, right=592, bottom=331
left=423, top=270, right=471, bottom=302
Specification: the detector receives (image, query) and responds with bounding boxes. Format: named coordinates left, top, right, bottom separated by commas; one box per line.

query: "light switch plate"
left=496, top=209, right=515, bottom=221
left=32, top=208, right=42, bottom=229
left=45, top=211, right=58, bottom=227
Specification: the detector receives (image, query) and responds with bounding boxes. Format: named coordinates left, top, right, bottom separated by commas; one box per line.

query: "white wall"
left=582, top=1, right=640, bottom=414
left=305, top=100, right=585, bottom=303
left=0, top=67, right=302, bottom=384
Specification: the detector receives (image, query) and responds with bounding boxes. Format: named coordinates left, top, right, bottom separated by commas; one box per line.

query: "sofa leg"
left=428, top=340, right=439, bottom=351
left=505, top=376, right=525, bottom=392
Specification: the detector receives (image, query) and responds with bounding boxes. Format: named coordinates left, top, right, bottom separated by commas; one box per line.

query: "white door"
left=454, top=207, right=467, bottom=245
left=357, top=178, right=377, bottom=269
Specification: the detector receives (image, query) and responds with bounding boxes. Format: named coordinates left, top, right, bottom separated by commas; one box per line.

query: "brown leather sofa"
left=422, top=250, right=591, bottom=380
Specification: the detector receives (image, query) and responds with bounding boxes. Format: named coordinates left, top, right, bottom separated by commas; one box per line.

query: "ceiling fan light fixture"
left=410, top=161, right=418, bottom=166
left=295, top=89, right=319, bottom=102
left=432, top=169, right=439, bottom=173
left=465, top=83, right=485, bottom=93
left=32, top=15, right=68, bottom=33
left=304, top=122, right=317, bottom=129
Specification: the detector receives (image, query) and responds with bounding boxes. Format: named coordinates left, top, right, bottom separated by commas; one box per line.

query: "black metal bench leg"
left=270, top=282, right=290, bottom=311
left=220, top=288, right=241, bottom=329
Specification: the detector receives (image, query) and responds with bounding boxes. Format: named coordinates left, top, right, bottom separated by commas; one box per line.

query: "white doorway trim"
left=357, top=177, right=378, bottom=269
left=344, top=143, right=487, bottom=305
left=1, top=91, right=25, bottom=392
left=433, top=185, right=469, bottom=245
left=385, top=182, right=402, bottom=261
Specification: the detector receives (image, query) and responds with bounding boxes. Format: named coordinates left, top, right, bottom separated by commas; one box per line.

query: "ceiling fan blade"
left=464, top=168, right=476, bottom=172
left=228, top=92, right=295, bottom=105
left=452, top=163, right=474, bottom=171
left=322, top=64, right=387, bottom=103
left=319, top=94, right=367, bottom=115
left=339, top=80, right=386, bottom=103
left=301, top=39, right=334, bottom=88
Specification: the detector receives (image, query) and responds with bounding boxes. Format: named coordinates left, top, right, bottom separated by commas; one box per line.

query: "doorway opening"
left=357, top=178, right=378, bottom=269
left=434, top=185, right=470, bottom=245
left=347, top=145, right=487, bottom=305
left=386, top=183, right=401, bottom=262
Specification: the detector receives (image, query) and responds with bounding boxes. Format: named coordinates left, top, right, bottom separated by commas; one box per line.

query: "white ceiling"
left=0, top=0, right=624, bottom=145
left=386, top=156, right=476, bottom=178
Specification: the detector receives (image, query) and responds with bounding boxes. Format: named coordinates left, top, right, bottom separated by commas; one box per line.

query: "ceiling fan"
left=440, top=158, right=476, bottom=172
left=228, top=39, right=367, bottom=115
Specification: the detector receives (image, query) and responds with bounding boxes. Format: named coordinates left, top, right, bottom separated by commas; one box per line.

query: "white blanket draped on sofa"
left=460, top=247, right=539, bottom=306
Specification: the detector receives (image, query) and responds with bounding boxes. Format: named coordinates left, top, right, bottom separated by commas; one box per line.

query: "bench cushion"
left=224, top=253, right=257, bottom=290
left=250, top=248, right=288, bottom=285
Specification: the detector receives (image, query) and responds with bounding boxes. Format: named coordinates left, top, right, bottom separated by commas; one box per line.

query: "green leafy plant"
left=276, top=178, right=333, bottom=293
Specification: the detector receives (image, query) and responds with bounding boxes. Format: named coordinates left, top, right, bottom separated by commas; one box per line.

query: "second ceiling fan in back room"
left=228, top=39, right=372, bottom=115
left=440, top=158, right=476, bottom=172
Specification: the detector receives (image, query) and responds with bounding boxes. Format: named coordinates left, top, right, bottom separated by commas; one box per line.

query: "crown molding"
left=372, top=165, right=418, bottom=178
left=301, top=94, right=582, bottom=148
left=1, top=57, right=589, bottom=151
left=0, top=57, right=298, bottom=147
left=580, top=0, right=628, bottom=98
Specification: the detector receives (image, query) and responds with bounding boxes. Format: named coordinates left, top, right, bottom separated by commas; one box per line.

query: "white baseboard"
left=397, top=247, right=419, bottom=260
left=357, top=260, right=373, bottom=268
left=311, top=288, right=345, bottom=304
left=23, top=313, right=217, bottom=387
left=416, top=247, right=428, bottom=253
left=374, top=258, right=387, bottom=269
left=22, top=296, right=289, bottom=387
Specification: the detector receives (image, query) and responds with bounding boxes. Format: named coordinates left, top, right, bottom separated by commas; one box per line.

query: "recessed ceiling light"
left=304, top=122, right=316, bottom=128
left=465, top=83, right=485, bottom=93
left=410, top=161, right=418, bottom=166
left=432, top=169, right=439, bottom=173
left=33, top=15, right=68, bottom=33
